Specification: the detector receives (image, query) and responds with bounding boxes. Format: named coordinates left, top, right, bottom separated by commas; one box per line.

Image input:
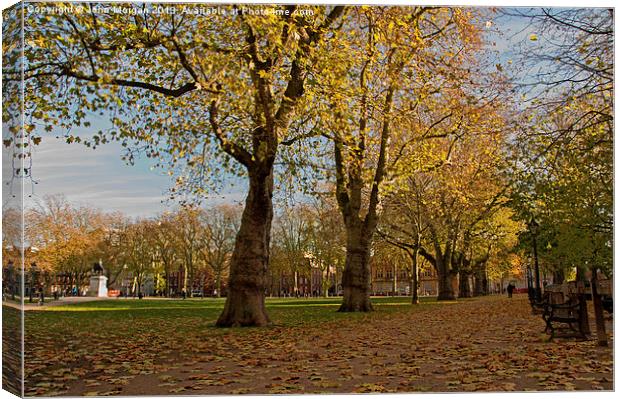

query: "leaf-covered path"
left=16, top=295, right=613, bottom=395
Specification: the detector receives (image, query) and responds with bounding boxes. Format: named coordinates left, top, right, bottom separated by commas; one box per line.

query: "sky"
left=2, top=134, right=248, bottom=217
left=2, top=3, right=540, bottom=218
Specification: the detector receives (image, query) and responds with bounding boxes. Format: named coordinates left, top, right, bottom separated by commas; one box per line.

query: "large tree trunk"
left=183, top=264, right=188, bottom=294
left=437, top=273, right=455, bottom=300
left=575, top=267, right=590, bottom=336
left=324, top=264, right=330, bottom=298
left=429, top=238, right=456, bottom=301
left=216, top=170, right=273, bottom=327
left=215, top=272, right=222, bottom=298
left=437, top=265, right=457, bottom=301
left=339, top=224, right=373, bottom=312
left=410, top=251, right=419, bottom=304
left=473, top=274, right=485, bottom=296
left=165, top=269, right=170, bottom=297
left=473, top=265, right=487, bottom=296
left=459, top=271, right=473, bottom=298
left=392, top=263, right=398, bottom=296
left=590, top=268, right=607, bottom=346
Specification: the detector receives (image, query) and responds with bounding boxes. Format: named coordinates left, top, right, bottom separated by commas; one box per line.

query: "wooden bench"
left=597, top=280, right=613, bottom=314
left=566, top=279, right=613, bottom=314
left=542, top=290, right=587, bottom=341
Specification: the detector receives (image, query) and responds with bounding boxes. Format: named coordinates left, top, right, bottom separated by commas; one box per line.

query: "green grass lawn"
left=27, top=296, right=442, bottom=331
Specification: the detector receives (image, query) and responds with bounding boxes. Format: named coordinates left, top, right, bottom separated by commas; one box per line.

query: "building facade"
left=370, top=260, right=439, bottom=296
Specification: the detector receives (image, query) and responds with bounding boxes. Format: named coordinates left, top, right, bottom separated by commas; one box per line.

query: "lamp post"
left=529, top=218, right=541, bottom=302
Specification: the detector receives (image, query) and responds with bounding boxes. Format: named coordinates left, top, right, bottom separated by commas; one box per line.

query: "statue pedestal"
left=88, top=275, right=108, bottom=297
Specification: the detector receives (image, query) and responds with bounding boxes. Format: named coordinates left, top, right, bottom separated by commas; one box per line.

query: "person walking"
left=507, top=283, right=515, bottom=298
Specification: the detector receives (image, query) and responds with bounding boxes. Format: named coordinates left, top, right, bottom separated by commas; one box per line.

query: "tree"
left=268, top=240, right=295, bottom=297
left=309, top=6, right=486, bottom=310
left=305, top=194, right=345, bottom=297
left=371, top=239, right=410, bottom=296
left=91, top=212, right=129, bottom=288
left=507, top=7, right=612, bottom=277
left=507, top=8, right=612, bottom=120
left=2, top=207, right=22, bottom=265
left=4, top=3, right=347, bottom=326
left=2, top=207, right=24, bottom=299
left=467, top=208, right=524, bottom=296
left=26, top=195, right=109, bottom=294
left=172, top=206, right=204, bottom=296
left=418, top=134, right=510, bottom=300
left=152, top=212, right=180, bottom=297
left=379, top=175, right=431, bottom=304
left=273, top=203, right=312, bottom=296
left=199, top=205, right=240, bottom=297
left=378, top=84, right=513, bottom=300
left=118, top=220, right=155, bottom=297
left=506, top=7, right=613, bottom=345
left=267, top=194, right=345, bottom=298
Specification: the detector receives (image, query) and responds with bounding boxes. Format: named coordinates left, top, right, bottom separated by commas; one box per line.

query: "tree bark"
left=433, top=247, right=456, bottom=301
left=392, top=263, right=398, bottom=296
left=575, top=267, right=590, bottom=335
left=183, top=264, right=188, bottom=294
left=215, top=272, right=222, bottom=298
left=459, top=271, right=473, bottom=298
left=338, top=224, right=373, bottom=312
left=590, top=269, right=607, bottom=346
left=578, top=293, right=590, bottom=336
left=216, top=170, right=273, bottom=327
left=410, top=250, right=419, bottom=304
left=324, top=265, right=330, bottom=298
left=437, top=269, right=457, bottom=300
left=164, top=269, right=170, bottom=297
left=473, top=265, right=487, bottom=296
left=473, top=275, right=485, bottom=296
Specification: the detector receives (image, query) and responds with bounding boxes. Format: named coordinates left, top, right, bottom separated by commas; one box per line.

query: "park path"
left=3, top=296, right=109, bottom=311
left=3, top=295, right=189, bottom=311
left=24, top=295, right=613, bottom=395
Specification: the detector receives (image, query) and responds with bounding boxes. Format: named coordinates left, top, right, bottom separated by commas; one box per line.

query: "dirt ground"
left=20, top=295, right=613, bottom=395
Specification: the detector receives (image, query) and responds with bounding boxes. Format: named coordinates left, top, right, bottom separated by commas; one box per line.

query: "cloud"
left=20, top=137, right=174, bottom=216
left=4, top=135, right=249, bottom=217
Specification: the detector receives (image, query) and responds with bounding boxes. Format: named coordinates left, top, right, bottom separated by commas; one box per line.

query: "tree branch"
left=209, top=99, right=254, bottom=168
left=59, top=67, right=199, bottom=97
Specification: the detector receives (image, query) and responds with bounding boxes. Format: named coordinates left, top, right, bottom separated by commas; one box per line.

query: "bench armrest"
left=549, top=302, right=579, bottom=310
